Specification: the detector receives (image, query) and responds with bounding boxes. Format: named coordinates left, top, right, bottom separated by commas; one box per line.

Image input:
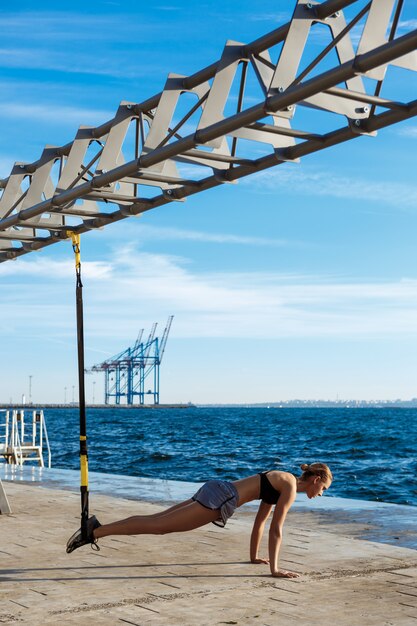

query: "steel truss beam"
left=0, top=0, right=416, bottom=262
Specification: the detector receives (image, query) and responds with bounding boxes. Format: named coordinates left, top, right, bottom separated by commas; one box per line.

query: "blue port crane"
left=88, top=316, right=173, bottom=405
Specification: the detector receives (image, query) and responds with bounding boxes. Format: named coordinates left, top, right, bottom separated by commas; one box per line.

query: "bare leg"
left=143, top=499, right=194, bottom=518
left=94, top=501, right=219, bottom=539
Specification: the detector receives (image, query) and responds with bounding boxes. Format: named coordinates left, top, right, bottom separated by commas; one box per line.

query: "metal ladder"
left=0, top=411, right=12, bottom=513
left=0, top=409, right=51, bottom=468
left=0, top=410, right=9, bottom=459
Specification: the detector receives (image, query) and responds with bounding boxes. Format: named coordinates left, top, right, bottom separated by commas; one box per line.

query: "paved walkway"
left=1, top=481, right=417, bottom=625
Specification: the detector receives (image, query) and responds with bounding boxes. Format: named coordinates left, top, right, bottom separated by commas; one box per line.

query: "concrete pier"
left=0, top=474, right=416, bottom=625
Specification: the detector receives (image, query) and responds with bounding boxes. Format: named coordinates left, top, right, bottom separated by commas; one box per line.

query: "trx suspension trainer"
left=69, top=232, right=89, bottom=541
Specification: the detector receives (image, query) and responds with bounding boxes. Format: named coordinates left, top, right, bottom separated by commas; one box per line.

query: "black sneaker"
left=66, top=515, right=101, bottom=553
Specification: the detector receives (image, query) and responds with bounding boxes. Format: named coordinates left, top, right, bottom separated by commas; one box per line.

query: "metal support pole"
left=104, top=370, right=109, bottom=404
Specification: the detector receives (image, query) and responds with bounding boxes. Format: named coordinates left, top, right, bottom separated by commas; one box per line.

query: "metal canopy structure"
left=88, top=317, right=174, bottom=405
left=0, top=0, right=416, bottom=263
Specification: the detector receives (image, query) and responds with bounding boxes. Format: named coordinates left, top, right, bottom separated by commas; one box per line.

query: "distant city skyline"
left=3, top=395, right=417, bottom=409
left=1, top=0, right=417, bottom=404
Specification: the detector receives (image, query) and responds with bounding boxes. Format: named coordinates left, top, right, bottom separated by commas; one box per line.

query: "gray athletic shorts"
left=192, top=480, right=239, bottom=527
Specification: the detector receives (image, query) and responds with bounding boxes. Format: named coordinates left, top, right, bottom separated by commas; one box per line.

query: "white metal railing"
left=0, top=410, right=9, bottom=456
left=11, top=423, right=23, bottom=465
left=0, top=409, right=51, bottom=468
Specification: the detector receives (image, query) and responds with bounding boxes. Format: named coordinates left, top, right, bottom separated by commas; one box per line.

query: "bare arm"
left=268, top=487, right=299, bottom=578
left=250, top=501, right=273, bottom=563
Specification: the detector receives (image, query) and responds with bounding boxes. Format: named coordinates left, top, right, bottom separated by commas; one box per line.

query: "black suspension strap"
left=69, top=232, right=89, bottom=540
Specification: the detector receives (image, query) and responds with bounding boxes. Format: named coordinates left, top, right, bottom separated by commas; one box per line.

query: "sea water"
left=43, top=406, right=416, bottom=507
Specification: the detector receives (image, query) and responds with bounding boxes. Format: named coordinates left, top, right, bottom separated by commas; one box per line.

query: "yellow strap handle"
left=80, top=446, right=89, bottom=487
left=68, top=232, right=81, bottom=271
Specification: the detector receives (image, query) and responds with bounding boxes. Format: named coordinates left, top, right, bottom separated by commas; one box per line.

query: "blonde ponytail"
left=299, top=462, right=333, bottom=482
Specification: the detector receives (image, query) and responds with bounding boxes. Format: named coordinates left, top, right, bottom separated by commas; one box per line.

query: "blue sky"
left=0, top=0, right=417, bottom=404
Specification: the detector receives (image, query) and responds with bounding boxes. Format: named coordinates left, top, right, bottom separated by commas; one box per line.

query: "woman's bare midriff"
left=232, top=474, right=261, bottom=506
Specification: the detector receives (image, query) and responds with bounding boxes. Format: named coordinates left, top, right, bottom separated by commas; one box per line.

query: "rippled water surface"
left=44, top=407, right=417, bottom=506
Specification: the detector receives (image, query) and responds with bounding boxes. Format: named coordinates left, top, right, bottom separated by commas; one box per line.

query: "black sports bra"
left=259, top=472, right=280, bottom=504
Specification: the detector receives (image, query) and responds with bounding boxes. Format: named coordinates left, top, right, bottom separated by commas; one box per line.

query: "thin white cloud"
left=0, top=47, right=161, bottom=79
left=248, top=12, right=292, bottom=23
left=135, top=224, right=295, bottom=247
left=2, top=248, right=417, bottom=341
left=396, top=126, right=417, bottom=139
left=0, top=257, right=111, bottom=279
left=0, top=103, right=113, bottom=126
left=0, top=13, right=161, bottom=42
left=245, top=165, right=417, bottom=209
left=398, top=19, right=417, bottom=32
